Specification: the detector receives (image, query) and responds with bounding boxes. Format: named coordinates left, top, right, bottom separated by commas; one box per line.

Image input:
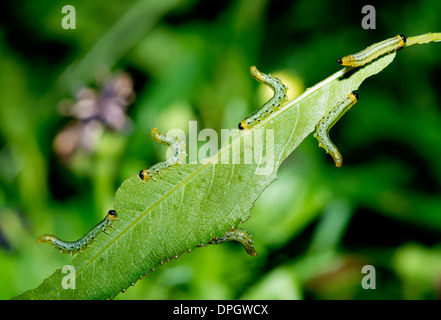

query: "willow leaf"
left=15, top=53, right=395, bottom=300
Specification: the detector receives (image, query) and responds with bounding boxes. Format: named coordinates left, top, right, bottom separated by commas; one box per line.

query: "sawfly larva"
left=38, top=210, right=118, bottom=255
left=238, top=66, right=288, bottom=130
left=313, top=92, right=359, bottom=167
left=337, top=34, right=406, bottom=67
left=139, top=128, right=186, bottom=181
left=208, top=228, right=257, bottom=256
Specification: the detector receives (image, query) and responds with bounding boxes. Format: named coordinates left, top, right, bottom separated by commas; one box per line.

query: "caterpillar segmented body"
left=38, top=210, right=118, bottom=255
left=208, top=228, right=257, bottom=256
left=238, top=66, right=289, bottom=130
left=139, top=128, right=186, bottom=181
left=313, top=92, right=359, bottom=167
left=337, top=34, right=406, bottom=67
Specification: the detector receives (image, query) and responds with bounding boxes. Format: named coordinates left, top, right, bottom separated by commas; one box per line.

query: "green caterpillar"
left=208, top=228, right=257, bottom=256
left=313, top=92, right=359, bottom=167
left=139, top=128, right=186, bottom=181
left=238, top=66, right=289, bottom=130
left=38, top=210, right=118, bottom=255
left=337, top=34, right=406, bottom=67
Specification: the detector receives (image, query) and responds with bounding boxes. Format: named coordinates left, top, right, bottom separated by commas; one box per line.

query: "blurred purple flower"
left=54, top=72, right=135, bottom=162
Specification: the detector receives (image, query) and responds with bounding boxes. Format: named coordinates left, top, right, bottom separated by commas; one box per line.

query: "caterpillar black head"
left=107, top=210, right=118, bottom=221
left=238, top=119, right=252, bottom=130
left=139, top=169, right=145, bottom=181
left=351, top=91, right=359, bottom=101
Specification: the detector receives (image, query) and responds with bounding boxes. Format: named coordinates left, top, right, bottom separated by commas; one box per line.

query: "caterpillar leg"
left=313, top=92, right=359, bottom=167
left=139, top=128, right=186, bottom=182
left=208, top=228, right=257, bottom=256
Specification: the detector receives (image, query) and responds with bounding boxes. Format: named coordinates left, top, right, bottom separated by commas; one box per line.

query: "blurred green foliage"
left=0, top=0, right=440, bottom=300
